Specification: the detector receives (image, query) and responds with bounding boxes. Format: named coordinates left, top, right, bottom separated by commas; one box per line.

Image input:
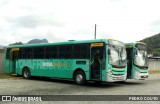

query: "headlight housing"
left=108, top=68, right=112, bottom=74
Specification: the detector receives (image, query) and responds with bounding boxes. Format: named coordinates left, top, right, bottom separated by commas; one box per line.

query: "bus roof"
left=5, top=39, right=106, bottom=48
left=135, top=41, right=147, bottom=45
left=125, top=42, right=147, bottom=47
left=5, top=39, right=125, bottom=48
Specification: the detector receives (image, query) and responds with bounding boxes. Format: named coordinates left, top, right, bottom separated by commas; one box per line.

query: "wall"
left=149, top=59, right=160, bottom=71
left=0, top=49, right=4, bottom=74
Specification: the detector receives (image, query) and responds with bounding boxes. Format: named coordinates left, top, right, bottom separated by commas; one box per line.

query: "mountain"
left=27, top=39, right=48, bottom=44
left=140, top=33, right=160, bottom=56
left=9, top=42, right=23, bottom=46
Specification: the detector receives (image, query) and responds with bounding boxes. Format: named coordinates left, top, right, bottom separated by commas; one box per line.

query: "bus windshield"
left=134, top=44, right=148, bottom=67
left=108, top=40, right=127, bottom=67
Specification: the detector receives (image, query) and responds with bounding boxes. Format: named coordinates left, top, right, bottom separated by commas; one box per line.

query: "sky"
left=0, top=0, right=160, bottom=45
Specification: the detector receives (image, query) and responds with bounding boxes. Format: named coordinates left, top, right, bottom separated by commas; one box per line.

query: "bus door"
left=9, top=48, right=19, bottom=74
left=90, top=43, right=104, bottom=80
left=126, top=46, right=133, bottom=79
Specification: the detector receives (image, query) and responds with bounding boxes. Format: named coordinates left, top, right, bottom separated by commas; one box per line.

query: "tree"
left=140, top=33, right=160, bottom=56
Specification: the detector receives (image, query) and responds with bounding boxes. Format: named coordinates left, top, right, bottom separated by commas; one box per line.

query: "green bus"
left=4, top=39, right=127, bottom=85
left=125, top=42, right=148, bottom=80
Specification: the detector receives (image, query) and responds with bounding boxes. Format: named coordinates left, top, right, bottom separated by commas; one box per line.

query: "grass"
left=149, top=70, right=160, bottom=74
left=0, top=74, right=22, bottom=79
left=0, top=74, right=12, bottom=79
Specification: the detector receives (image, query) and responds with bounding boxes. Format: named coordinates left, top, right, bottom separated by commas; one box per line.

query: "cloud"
left=0, top=0, right=11, bottom=6
left=1, top=0, right=160, bottom=45
left=7, top=15, right=40, bottom=28
left=109, top=0, right=121, bottom=2
left=6, top=15, right=62, bottom=29
left=150, top=20, right=160, bottom=33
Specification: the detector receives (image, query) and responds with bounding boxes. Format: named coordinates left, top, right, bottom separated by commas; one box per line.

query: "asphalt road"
left=0, top=74, right=160, bottom=104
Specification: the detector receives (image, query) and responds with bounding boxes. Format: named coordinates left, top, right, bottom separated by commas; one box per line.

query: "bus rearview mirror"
left=108, top=49, right=111, bottom=55
left=134, top=49, right=138, bottom=55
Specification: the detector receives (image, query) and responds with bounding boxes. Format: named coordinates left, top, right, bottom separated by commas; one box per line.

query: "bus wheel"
left=74, top=71, right=86, bottom=85
left=23, top=68, right=31, bottom=79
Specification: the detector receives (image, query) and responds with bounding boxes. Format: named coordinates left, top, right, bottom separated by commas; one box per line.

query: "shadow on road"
left=113, top=81, right=145, bottom=85
left=26, top=76, right=146, bottom=88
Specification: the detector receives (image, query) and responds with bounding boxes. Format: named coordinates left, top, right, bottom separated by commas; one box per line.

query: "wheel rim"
left=76, top=74, right=83, bottom=83
left=24, top=70, right=29, bottom=78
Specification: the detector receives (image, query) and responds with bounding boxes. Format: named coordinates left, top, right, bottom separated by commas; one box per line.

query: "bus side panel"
left=131, top=65, right=135, bottom=79
left=100, top=58, right=108, bottom=81
left=48, top=59, right=74, bottom=78
left=16, top=59, right=77, bottom=79
left=101, top=69, right=107, bottom=81
left=4, top=59, right=10, bottom=74
left=4, top=50, right=11, bottom=74
left=72, top=59, right=90, bottom=80
left=101, top=47, right=109, bottom=82
left=16, top=59, right=38, bottom=76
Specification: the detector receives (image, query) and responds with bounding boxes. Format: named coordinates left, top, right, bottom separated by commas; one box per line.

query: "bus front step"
left=92, top=75, right=100, bottom=79
left=11, top=73, right=17, bottom=76
left=91, top=79, right=100, bottom=81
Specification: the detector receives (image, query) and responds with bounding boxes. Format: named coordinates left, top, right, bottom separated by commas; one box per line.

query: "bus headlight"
left=135, top=70, right=140, bottom=74
left=108, top=68, right=112, bottom=74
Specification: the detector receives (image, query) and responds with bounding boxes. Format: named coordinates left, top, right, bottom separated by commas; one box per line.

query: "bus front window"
left=134, top=49, right=148, bottom=67
left=109, top=45, right=127, bottom=67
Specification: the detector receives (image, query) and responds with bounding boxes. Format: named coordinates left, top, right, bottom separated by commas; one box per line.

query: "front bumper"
left=134, top=71, right=148, bottom=80
left=106, top=72, right=127, bottom=82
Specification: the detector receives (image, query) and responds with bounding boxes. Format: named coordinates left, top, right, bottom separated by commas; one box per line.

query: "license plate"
left=118, top=76, right=122, bottom=79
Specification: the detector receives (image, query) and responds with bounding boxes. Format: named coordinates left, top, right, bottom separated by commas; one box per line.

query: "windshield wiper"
left=113, top=46, right=123, bottom=65
left=134, top=64, right=148, bottom=69
left=111, top=64, right=126, bottom=68
left=110, top=46, right=126, bottom=67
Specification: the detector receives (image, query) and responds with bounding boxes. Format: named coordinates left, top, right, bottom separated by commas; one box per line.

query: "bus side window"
left=59, top=45, right=72, bottom=59
left=46, top=46, right=58, bottom=59
left=73, top=44, right=89, bottom=59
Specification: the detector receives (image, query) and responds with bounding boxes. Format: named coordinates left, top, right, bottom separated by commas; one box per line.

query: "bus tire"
left=74, top=71, right=86, bottom=85
left=23, top=68, right=31, bottom=79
